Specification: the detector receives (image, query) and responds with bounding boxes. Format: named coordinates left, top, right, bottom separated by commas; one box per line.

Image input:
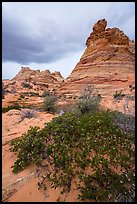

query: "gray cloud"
left=2, top=2, right=135, bottom=65
left=2, top=15, right=84, bottom=64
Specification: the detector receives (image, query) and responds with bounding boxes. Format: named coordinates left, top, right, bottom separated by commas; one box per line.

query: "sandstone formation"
left=2, top=67, right=64, bottom=109
left=12, top=67, right=64, bottom=83
left=60, top=19, right=135, bottom=98
left=3, top=67, right=64, bottom=97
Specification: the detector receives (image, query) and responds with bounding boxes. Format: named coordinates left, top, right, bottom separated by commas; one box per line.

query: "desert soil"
left=2, top=109, right=83, bottom=202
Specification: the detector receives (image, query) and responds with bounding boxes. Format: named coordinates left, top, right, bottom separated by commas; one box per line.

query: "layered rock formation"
left=12, top=67, right=64, bottom=83
left=61, top=19, right=135, bottom=98
left=3, top=67, right=64, bottom=94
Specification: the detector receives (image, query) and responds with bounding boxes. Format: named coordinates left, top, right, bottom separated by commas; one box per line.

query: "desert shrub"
left=29, top=92, right=39, bottom=97
left=73, top=97, right=100, bottom=115
left=2, top=103, right=21, bottom=113
left=20, top=109, right=37, bottom=121
left=113, top=87, right=135, bottom=116
left=10, top=126, right=45, bottom=173
left=113, top=90, right=125, bottom=101
left=43, top=95, right=57, bottom=113
left=72, top=84, right=101, bottom=115
left=18, top=98, right=22, bottom=100
left=42, top=91, right=50, bottom=97
left=110, top=111, right=135, bottom=140
left=20, top=94, right=25, bottom=99
left=10, top=110, right=135, bottom=201
left=22, top=82, right=32, bottom=89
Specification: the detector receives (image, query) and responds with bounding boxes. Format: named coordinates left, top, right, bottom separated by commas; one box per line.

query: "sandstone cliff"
left=60, top=19, right=135, bottom=98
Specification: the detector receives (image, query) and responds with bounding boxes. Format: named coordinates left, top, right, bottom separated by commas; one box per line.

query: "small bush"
left=73, top=84, right=101, bottom=115
left=42, top=91, right=50, bottom=97
left=110, top=111, right=135, bottom=139
left=72, top=96, right=100, bottom=115
left=29, top=92, right=39, bottom=97
left=2, top=103, right=21, bottom=113
left=113, top=90, right=125, bottom=101
left=22, top=82, right=32, bottom=89
left=20, top=94, right=25, bottom=99
left=43, top=95, right=57, bottom=113
left=20, top=109, right=37, bottom=122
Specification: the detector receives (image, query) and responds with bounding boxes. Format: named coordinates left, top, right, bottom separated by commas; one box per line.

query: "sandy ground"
left=2, top=110, right=54, bottom=202
left=2, top=95, right=134, bottom=202
left=2, top=109, right=82, bottom=202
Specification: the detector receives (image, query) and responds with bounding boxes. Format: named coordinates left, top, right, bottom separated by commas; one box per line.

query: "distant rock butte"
left=60, top=19, right=135, bottom=97
left=3, top=67, right=64, bottom=95
left=12, top=67, right=64, bottom=82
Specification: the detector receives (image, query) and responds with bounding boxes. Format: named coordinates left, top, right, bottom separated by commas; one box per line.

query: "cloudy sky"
left=2, top=2, right=135, bottom=79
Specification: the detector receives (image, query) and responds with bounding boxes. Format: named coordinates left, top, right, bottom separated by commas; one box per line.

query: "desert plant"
left=42, top=91, right=50, bottom=97
left=20, top=94, right=25, bottom=99
left=43, top=95, right=57, bottom=113
left=113, top=90, right=125, bottom=101
left=110, top=111, right=135, bottom=140
left=113, top=87, right=135, bottom=116
left=29, top=92, right=39, bottom=97
left=10, top=110, right=135, bottom=201
left=72, top=98, right=99, bottom=115
left=72, top=84, right=101, bottom=115
left=22, top=82, right=33, bottom=89
left=20, top=109, right=37, bottom=122
left=2, top=103, right=21, bottom=113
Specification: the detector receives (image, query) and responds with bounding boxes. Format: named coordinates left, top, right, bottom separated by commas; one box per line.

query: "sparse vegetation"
left=22, top=92, right=39, bottom=97
left=10, top=109, right=135, bottom=202
left=2, top=103, right=31, bottom=113
left=113, top=86, right=135, bottom=116
left=42, top=91, right=50, bottom=97
left=113, top=90, right=125, bottom=101
left=43, top=95, right=57, bottom=113
left=71, top=84, right=101, bottom=115
left=2, top=103, right=21, bottom=113
left=8, top=83, right=135, bottom=202
left=29, top=92, right=39, bottom=97
left=20, top=109, right=37, bottom=122
left=42, top=91, right=58, bottom=113
left=20, top=94, right=25, bottom=99
left=22, top=82, right=33, bottom=89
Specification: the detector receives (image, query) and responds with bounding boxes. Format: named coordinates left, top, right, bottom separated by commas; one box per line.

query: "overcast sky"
left=2, top=2, right=135, bottom=79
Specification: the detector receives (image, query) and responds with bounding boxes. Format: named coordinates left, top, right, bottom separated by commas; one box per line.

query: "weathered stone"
left=60, top=19, right=135, bottom=99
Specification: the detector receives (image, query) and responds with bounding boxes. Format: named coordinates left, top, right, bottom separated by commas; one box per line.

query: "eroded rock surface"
left=60, top=19, right=135, bottom=99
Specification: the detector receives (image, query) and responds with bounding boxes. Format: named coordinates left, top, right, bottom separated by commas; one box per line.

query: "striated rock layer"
left=60, top=19, right=135, bottom=98
left=3, top=67, right=64, bottom=95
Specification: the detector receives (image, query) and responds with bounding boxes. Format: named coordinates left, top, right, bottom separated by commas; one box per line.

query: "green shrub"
left=22, top=82, right=32, bottom=89
left=29, top=92, right=39, bottom=97
left=43, top=95, right=57, bottom=113
left=20, top=94, right=25, bottom=99
left=10, top=110, right=135, bottom=201
left=10, top=126, right=45, bottom=173
left=2, top=103, right=21, bottom=113
left=42, top=91, right=50, bottom=97
left=72, top=97, right=100, bottom=115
